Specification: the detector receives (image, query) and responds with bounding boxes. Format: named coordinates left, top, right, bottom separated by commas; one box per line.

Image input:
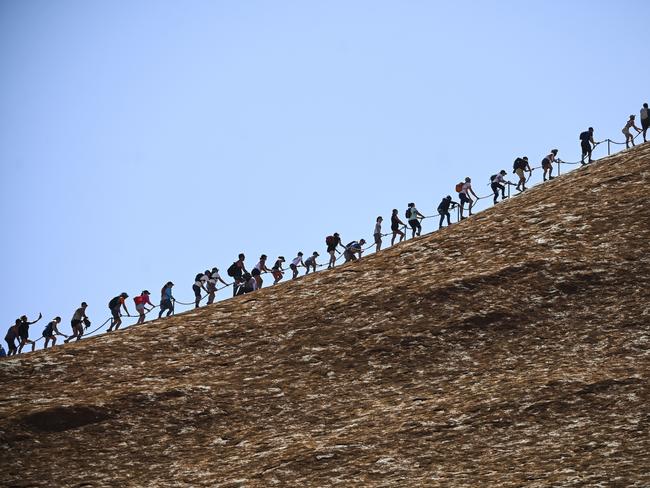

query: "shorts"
left=136, top=303, right=145, bottom=313
left=193, top=284, right=201, bottom=297
left=111, top=307, right=120, bottom=320
left=272, top=270, right=283, bottom=280
left=622, top=128, right=630, bottom=137
left=542, top=158, right=551, bottom=170
left=642, top=118, right=649, bottom=130
left=207, top=282, right=216, bottom=293
left=18, top=325, right=28, bottom=341
left=251, top=268, right=261, bottom=277
left=515, top=168, right=525, bottom=180
left=459, top=193, right=470, bottom=205
left=43, top=330, right=54, bottom=339
left=327, top=245, right=336, bottom=253
left=581, top=141, right=591, bottom=154
left=374, top=233, right=381, bottom=246
left=391, top=223, right=399, bottom=232
left=71, top=319, right=82, bottom=330
left=409, top=219, right=421, bottom=230
left=290, top=264, right=298, bottom=272
left=160, top=299, right=173, bottom=311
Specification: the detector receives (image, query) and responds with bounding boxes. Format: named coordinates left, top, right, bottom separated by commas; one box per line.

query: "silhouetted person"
left=390, top=209, right=406, bottom=245
left=513, top=156, right=531, bottom=192
left=290, top=252, right=304, bottom=279
left=641, top=103, right=649, bottom=142
left=437, top=196, right=458, bottom=229
left=622, top=115, right=641, bottom=148
left=406, top=203, right=425, bottom=237
left=490, top=170, right=513, bottom=204
left=17, top=313, right=42, bottom=353
left=580, top=127, right=595, bottom=165
left=65, top=302, right=89, bottom=343
left=107, top=293, right=129, bottom=332
left=326, top=233, right=345, bottom=269
left=542, top=149, right=558, bottom=181
left=42, top=317, right=66, bottom=348
left=159, top=282, right=175, bottom=318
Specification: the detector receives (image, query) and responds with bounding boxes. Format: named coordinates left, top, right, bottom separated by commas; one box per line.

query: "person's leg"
left=43, top=337, right=50, bottom=349
left=588, top=146, right=593, bottom=163
left=492, top=184, right=499, bottom=204
left=439, top=213, right=444, bottom=229
left=51, top=336, right=57, bottom=347
left=446, top=212, right=451, bottom=225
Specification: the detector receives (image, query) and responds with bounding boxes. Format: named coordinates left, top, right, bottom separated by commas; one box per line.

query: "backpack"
left=325, top=235, right=336, bottom=247
left=490, top=174, right=497, bottom=183
left=194, top=273, right=204, bottom=282
left=108, top=296, right=120, bottom=309
left=579, top=131, right=589, bottom=142
left=227, top=262, right=238, bottom=277
left=455, top=182, right=464, bottom=193
left=405, top=208, right=412, bottom=219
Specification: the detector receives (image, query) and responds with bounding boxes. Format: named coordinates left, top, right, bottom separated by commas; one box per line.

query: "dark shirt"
left=579, top=131, right=591, bottom=143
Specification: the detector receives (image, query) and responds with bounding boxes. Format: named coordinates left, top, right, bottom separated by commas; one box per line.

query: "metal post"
left=507, top=183, right=510, bottom=199
left=558, top=160, right=561, bottom=176
left=607, top=139, right=611, bottom=156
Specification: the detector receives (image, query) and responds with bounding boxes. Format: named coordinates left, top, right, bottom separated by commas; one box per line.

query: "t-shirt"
left=374, top=222, right=381, bottom=235
left=208, top=272, right=220, bottom=285
left=72, top=307, right=86, bottom=321
left=135, top=294, right=152, bottom=306
left=640, top=107, right=648, bottom=120
left=194, top=274, right=207, bottom=287
left=579, top=131, right=592, bottom=143
left=5, top=326, right=17, bottom=341
left=291, top=256, right=303, bottom=266
left=305, top=257, right=315, bottom=267
left=162, top=287, right=173, bottom=301
left=255, top=261, right=266, bottom=271
left=493, top=174, right=505, bottom=184
left=346, top=241, right=361, bottom=251
left=460, top=182, right=471, bottom=195
left=44, top=321, right=55, bottom=336
left=438, top=199, right=451, bottom=212
left=409, top=207, right=419, bottom=221
left=272, top=260, right=283, bottom=270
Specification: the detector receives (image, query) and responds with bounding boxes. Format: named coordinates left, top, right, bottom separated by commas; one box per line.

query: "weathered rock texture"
left=2, top=145, right=650, bottom=487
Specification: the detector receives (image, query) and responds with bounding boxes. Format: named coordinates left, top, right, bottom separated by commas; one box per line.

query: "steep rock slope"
left=1, top=144, right=650, bottom=487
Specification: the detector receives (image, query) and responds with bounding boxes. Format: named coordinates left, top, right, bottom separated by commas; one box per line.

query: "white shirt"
left=72, top=307, right=86, bottom=321
left=461, top=182, right=472, bottom=195
left=209, top=272, right=220, bottom=285
left=291, top=256, right=303, bottom=266
left=374, top=222, right=381, bottom=235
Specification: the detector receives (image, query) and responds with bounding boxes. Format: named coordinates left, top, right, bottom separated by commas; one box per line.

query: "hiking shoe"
left=549, top=176, right=555, bottom=180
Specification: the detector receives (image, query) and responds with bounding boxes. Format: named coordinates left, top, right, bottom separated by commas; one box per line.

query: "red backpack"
left=325, top=235, right=336, bottom=246
left=455, top=182, right=464, bottom=193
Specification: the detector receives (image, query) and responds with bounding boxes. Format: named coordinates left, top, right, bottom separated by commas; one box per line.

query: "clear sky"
left=1, top=0, right=648, bottom=347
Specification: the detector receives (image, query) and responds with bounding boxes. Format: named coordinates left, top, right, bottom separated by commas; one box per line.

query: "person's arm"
left=470, top=187, right=478, bottom=199
left=218, top=276, right=228, bottom=285
left=417, top=210, right=425, bottom=219
left=28, top=313, right=43, bottom=325
left=122, top=301, right=130, bottom=316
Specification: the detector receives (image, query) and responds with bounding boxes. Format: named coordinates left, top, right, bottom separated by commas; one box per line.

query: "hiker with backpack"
left=437, top=196, right=458, bottom=229
left=457, top=177, right=478, bottom=219
left=134, top=290, right=154, bottom=325
left=227, top=254, right=248, bottom=296
left=490, top=171, right=513, bottom=204
left=344, top=240, right=366, bottom=262
left=641, top=103, right=649, bottom=143
left=192, top=272, right=209, bottom=308
left=17, top=313, right=42, bottom=353
left=290, top=252, right=304, bottom=279
left=541, top=149, right=559, bottom=182
left=4, top=320, right=21, bottom=356
left=622, top=115, right=641, bottom=149
left=580, top=127, right=596, bottom=165
left=207, top=268, right=228, bottom=304
left=271, top=257, right=285, bottom=285
left=326, top=233, right=345, bottom=269
left=65, top=302, right=89, bottom=343
left=513, top=156, right=531, bottom=192
left=374, top=216, right=383, bottom=251
left=42, top=317, right=66, bottom=349
left=107, top=293, right=129, bottom=332
left=406, top=203, right=425, bottom=238
left=304, top=252, right=320, bottom=274
left=252, top=254, right=272, bottom=289
left=390, top=209, right=406, bottom=245
left=159, top=282, right=175, bottom=318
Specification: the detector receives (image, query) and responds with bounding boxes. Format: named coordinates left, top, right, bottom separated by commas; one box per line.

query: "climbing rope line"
left=7, top=125, right=647, bottom=355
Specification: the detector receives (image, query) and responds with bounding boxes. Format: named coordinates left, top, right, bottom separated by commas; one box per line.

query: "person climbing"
left=541, top=149, right=559, bottom=181
left=437, top=196, right=458, bottom=229
left=390, top=209, right=406, bottom=245
left=580, top=127, right=596, bottom=165
left=457, top=177, right=479, bottom=219
left=4, top=320, right=21, bottom=356
left=17, top=313, right=42, bottom=353
left=641, top=103, right=649, bottom=143
left=236, top=272, right=257, bottom=295
left=159, top=282, right=175, bottom=318
left=513, top=156, right=531, bottom=192
left=65, top=302, right=89, bottom=343
left=290, top=252, right=304, bottom=279
left=134, top=290, right=153, bottom=325
left=42, top=317, right=65, bottom=349
left=271, top=257, right=285, bottom=285
left=304, top=252, right=320, bottom=274
left=252, top=254, right=272, bottom=289
left=344, top=239, right=366, bottom=262
left=490, top=170, right=513, bottom=204
left=227, top=253, right=248, bottom=297
left=107, top=293, right=129, bottom=332
left=0, top=344, right=5, bottom=358
left=192, top=272, right=208, bottom=308
left=207, top=268, right=228, bottom=304
left=326, top=233, right=345, bottom=269
left=406, top=203, right=425, bottom=238
left=622, top=115, right=642, bottom=148
left=373, top=216, right=383, bottom=251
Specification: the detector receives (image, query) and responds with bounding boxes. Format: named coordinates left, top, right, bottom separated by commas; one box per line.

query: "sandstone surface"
left=1, top=144, right=650, bottom=487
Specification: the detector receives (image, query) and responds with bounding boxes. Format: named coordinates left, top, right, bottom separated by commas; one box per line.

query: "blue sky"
left=1, top=0, right=648, bottom=346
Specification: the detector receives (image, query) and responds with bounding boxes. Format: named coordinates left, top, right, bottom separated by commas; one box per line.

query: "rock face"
left=2, top=145, right=650, bottom=487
